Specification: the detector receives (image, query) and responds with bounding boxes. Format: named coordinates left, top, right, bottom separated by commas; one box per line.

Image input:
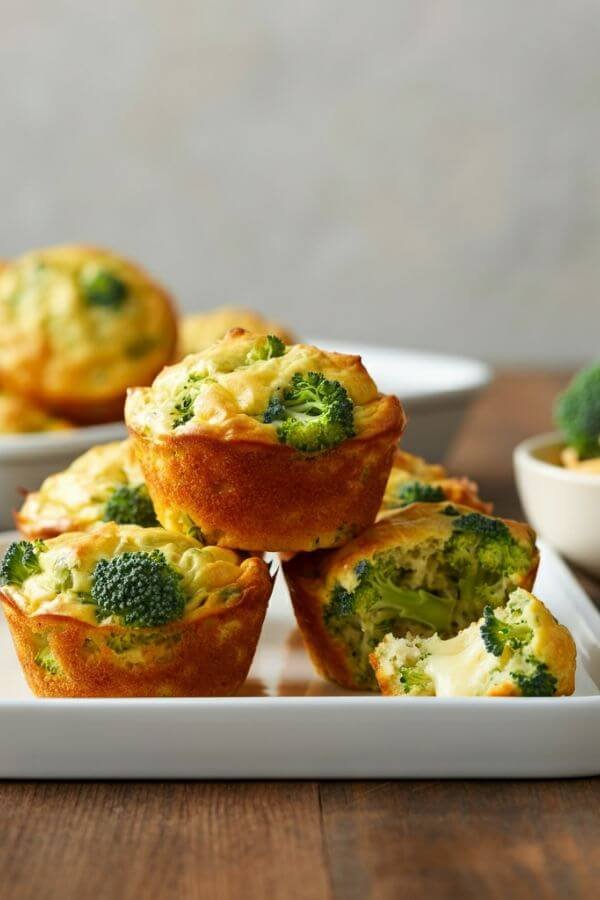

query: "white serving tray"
left=0, top=536, right=598, bottom=779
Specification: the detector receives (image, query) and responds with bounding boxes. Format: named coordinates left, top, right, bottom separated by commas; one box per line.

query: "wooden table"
left=2, top=372, right=599, bottom=900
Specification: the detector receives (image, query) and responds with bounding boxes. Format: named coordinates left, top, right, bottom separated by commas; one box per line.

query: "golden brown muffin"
left=381, top=449, right=492, bottom=514
left=17, top=440, right=156, bottom=540
left=370, top=588, right=575, bottom=697
left=127, top=329, right=405, bottom=552
left=0, top=245, right=177, bottom=423
left=0, top=524, right=272, bottom=697
left=178, top=306, right=295, bottom=358
left=0, top=390, right=73, bottom=434
left=283, top=503, right=539, bottom=690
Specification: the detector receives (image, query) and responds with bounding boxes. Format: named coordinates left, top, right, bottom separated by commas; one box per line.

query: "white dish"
left=0, top=534, right=598, bottom=779
left=0, top=343, right=490, bottom=531
left=514, top=431, right=600, bottom=578
left=0, top=421, right=126, bottom=531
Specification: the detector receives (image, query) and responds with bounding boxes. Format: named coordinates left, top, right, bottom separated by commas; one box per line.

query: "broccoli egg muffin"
left=0, top=245, right=177, bottom=423
left=178, top=306, right=294, bottom=358
left=283, top=503, right=539, bottom=690
left=0, top=523, right=272, bottom=697
left=17, top=440, right=157, bottom=540
left=370, top=588, right=575, bottom=697
left=0, top=390, right=73, bottom=434
left=126, top=329, right=405, bottom=552
left=381, top=449, right=492, bottom=514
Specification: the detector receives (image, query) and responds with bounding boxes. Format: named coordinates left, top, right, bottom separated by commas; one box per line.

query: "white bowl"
left=312, top=339, right=492, bottom=460
left=0, top=422, right=126, bottom=531
left=514, top=432, right=600, bottom=578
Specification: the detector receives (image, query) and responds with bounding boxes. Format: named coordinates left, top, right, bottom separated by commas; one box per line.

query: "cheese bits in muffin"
left=17, top=440, right=157, bottom=540
left=0, top=523, right=272, bottom=697
left=126, top=329, right=405, bottom=551
left=283, top=503, right=539, bottom=690
left=178, top=306, right=295, bottom=358
left=0, top=245, right=177, bottom=423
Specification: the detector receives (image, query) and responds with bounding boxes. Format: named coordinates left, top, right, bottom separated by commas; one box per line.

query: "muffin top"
left=127, top=328, right=403, bottom=449
left=0, top=390, right=72, bottom=434
left=17, top=440, right=157, bottom=538
left=0, top=245, right=177, bottom=406
left=0, top=523, right=249, bottom=626
left=178, top=306, right=295, bottom=358
left=314, top=503, right=537, bottom=597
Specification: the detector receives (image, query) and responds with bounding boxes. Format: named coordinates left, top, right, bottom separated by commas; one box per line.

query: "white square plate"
left=0, top=536, right=598, bottom=779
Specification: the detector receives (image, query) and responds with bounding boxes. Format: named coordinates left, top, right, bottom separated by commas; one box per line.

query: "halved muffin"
left=381, top=449, right=492, bottom=514
left=178, top=306, right=295, bottom=358
left=126, top=329, right=405, bottom=552
left=0, top=523, right=272, bottom=697
left=283, top=503, right=539, bottom=690
left=370, top=588, right=575, bottom=697
left=0, top=390, right=73, bottom=434
left=0, top=245, right=177, bottom=423
left=17, top=440, right=157, bottom=540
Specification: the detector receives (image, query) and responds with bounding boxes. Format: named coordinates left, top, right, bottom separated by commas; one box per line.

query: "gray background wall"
left=2, top=1, right=599, bottom=365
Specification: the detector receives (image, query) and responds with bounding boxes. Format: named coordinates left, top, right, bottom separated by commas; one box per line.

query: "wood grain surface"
left=2, top=372, right=599, bottom=900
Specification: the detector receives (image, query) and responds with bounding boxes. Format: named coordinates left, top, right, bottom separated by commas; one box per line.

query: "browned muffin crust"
left=1, top=556, right=272, bottom=698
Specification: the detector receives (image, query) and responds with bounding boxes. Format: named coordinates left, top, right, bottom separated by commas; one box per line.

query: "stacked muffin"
left=0, top=327, right=576, bottom=697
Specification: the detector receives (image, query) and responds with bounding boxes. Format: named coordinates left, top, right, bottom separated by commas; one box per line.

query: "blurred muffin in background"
left=17, top=440, right=156, bottom=540
left=178, top=306, right=294, bottom=358
left=0, top=390, right=72, bottom=434
left=0, top=245, right=178, bottom=424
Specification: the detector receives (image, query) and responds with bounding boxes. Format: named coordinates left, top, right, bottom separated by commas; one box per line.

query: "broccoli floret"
left=0, top=540, right=44, bottom=586
left=103, top=484, right=159, bottom=528
left=81, top=269, right=128, bottom=309
left=396, top=480, right=446, bottom=506
left=34, top=644, right=61, bottom=675
left=172, top=373, right=210, bottom=428
left=323, top=554, right=456, bottom=687
left=444, top=513, right=532, bottom=619
left=263, top=371, right=355, bottom=452
left=245, top=334, right=286, bottom=364
left=352, top=558, right=455, bottom=634
left=555, top=362, right=600, bottom=458
left=480, top=604, right=533, bottom=656
left=91, top=550, right=186, bottom=627
left=398, top=665, right=434, bottom=695
left=511, top=661, right=558, bottom=697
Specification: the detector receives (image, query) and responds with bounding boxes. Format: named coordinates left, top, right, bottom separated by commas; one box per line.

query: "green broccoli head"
left=103, top=484, right=159, bottom=528
left=555, top=362, right=600, bottom=458
left=245, top=334, right=286, bottom=364
left=91, top=550, right=186, bottom=627
left=34, top=644, right=62, bottom=675
left=0, top=540, right=45, bottom=587
left=444, top=513, right=532, bottom=620
left=172, top=373, right=210, bottom=428
left=81, top=269, right=128, bottom=310
left=511, top=661, right=558, bottom=697
left=263, top=371, right=355, bottom=453
left=323, top=553, right=456, bottom=688
left=480, top=604, right=533, bottom=656
left=396, top=480, right=446, bottom=507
